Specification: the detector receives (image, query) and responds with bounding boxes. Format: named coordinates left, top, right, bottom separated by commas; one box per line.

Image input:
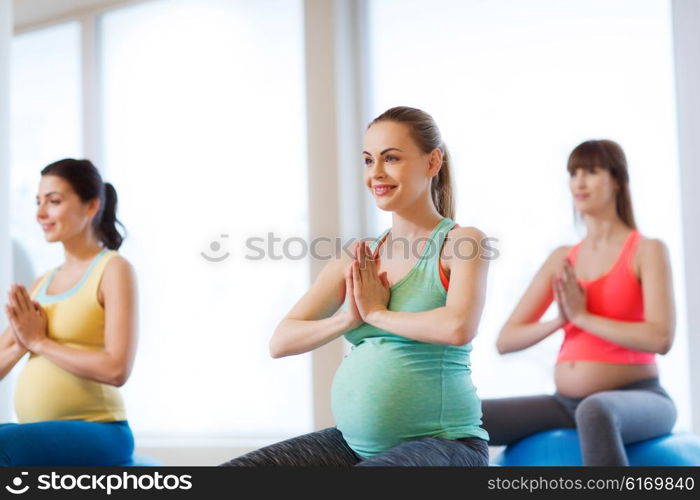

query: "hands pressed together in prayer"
left=343, top=241, right=391, bottom=329
left=4, top=284, right=48, bottom=352
left=553, top=259, right=588, bottom=326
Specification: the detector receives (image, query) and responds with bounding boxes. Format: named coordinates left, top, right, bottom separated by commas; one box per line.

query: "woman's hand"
left=351, top=241, right=391, bottom=322
left=5, top=284, right=48, bottom=352
left=551, top=258, right=570, bottom=328
left=555, top=260, right=588, bottom=325
left=343, top=257, right=365, bottom=330
left=552, top=280, right=568, bottom=328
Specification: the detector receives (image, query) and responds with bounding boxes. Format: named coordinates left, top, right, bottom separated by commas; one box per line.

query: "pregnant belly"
left=14, top=356, right=124, bottom=423
left=555, top=361, right=659, bottom=397
left=331, top=338, right=478, bottom=457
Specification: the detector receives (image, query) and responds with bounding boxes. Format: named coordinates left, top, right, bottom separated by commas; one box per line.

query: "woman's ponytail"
left=97, top=182, right=125, bottom=250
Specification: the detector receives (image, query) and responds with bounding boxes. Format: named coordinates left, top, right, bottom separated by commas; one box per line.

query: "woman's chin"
left=575, top=206, right=604, bottom=217
left=375, top=202, right=396, bottom=212
left=573, top=202, right=595, bottom=214
left=374, top=195, right=399, bottom=210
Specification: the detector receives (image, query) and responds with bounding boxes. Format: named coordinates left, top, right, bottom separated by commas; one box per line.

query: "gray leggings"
left=220, top=427, right=489, bottom=467
left=481, top=376, right=677, bottom=466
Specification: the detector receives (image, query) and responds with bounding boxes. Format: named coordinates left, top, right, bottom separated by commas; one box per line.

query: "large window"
left=366, top=0, right=691, bottom=429
left=99, top=0, right=310, bottom=439
left=10, top=22, right=82, bottom=285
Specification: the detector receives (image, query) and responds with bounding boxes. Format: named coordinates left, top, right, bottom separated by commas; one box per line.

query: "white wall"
left=672, top=0, right=700, bottom=433
left=0, top=0, right=13, bottom=421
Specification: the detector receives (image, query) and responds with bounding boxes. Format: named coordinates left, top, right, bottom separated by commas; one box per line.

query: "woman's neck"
left=391, top=212, right=443, bottom=241
left=583, top=212, right=630, bottom=248
left=389, top=195, right=444, bottom=240
left=61, top=230, right=104, bottom=267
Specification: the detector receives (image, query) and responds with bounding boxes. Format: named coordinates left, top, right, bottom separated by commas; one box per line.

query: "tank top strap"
left=80, top=249, right=119, bottom=299
left=406, top=217, right=452, bottom=282
left=35, top=267, right=60, bottom=301
left=619, top=229, right=641, bottom=274
left=566, top=241, right=582, bottom=264
left=30, top=270, right=56, bottom=301
left=423, top=216, right=458, bottom=265
left=370, top=227, right=392, bottom=259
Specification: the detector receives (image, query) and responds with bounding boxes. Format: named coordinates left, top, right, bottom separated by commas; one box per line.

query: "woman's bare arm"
left=0, top=327, right=29, bottom=380
left=270, top=241, right=361, bottom=358
left=496, top=246, right=570, bottom=354
left=0, top=275, right=43, bottom=379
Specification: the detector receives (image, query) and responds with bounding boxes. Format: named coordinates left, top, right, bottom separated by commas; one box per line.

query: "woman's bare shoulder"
left=636, top=235, right=670, bottom=266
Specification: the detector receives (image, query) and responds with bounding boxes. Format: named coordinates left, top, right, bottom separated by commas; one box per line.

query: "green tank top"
left=331, top=216, right=489, bottom=458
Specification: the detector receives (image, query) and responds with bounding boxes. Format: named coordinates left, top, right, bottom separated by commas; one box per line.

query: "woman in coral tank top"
left=481, top=139, right=677, bottom=466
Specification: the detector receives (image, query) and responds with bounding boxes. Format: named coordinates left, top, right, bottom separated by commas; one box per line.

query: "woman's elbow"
left=495, top=341, right=512, bottom=355
left=269, top=341, right=287, bottom=359
left=269, top=327, right=290, bottom=359
left=656, top=331, right=673, bottom=355
left=109, top=368, right=129, bottom=387
left=449, top=322, right=477, bottom=346
left=494, top=327, right=514, bottom=354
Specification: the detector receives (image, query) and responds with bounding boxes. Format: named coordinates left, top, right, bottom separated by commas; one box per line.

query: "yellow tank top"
left=15, top=248, right=127, bottom=423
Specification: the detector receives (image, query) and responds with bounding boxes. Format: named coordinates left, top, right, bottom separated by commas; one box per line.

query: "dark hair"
left=41, top=158, right=125, bottom=250
left=566, top=139, right=636, bottom=230
left=368, top=106, right=455, bottom=219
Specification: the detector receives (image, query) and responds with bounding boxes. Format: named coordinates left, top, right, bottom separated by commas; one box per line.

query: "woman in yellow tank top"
left=0, top=158, right=138, bottom=466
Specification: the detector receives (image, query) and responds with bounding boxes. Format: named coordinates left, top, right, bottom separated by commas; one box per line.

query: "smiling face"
left=568, top=163, right=618, bottom=216
left=362, top=120, right=441, bottom=212
left=36, top=175, right=100, bottom=243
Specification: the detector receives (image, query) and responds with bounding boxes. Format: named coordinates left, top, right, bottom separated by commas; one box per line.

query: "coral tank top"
left=557, top=229, right=656, bottom=364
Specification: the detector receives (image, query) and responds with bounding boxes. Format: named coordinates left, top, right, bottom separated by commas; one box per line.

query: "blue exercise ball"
left=122, top=454, right=164, bottom=466
left=494, top=429, right=700, bottom=466
left=627, top=433, right=700, bottom=466
left=496, top=429, right=581, bottom=466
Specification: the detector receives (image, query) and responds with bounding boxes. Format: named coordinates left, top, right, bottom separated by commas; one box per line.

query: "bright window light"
left=10, top=22, right=82, bottom=281
left=100, top=0, right=310, bottom=439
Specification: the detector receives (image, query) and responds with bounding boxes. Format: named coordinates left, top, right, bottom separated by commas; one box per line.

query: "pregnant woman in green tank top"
left=223, top=106, right=490, bottom=466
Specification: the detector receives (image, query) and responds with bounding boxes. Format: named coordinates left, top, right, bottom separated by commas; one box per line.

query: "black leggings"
left=481, top=376, right=677, bottom=466
left=221, top=427, right=489, bottom=466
